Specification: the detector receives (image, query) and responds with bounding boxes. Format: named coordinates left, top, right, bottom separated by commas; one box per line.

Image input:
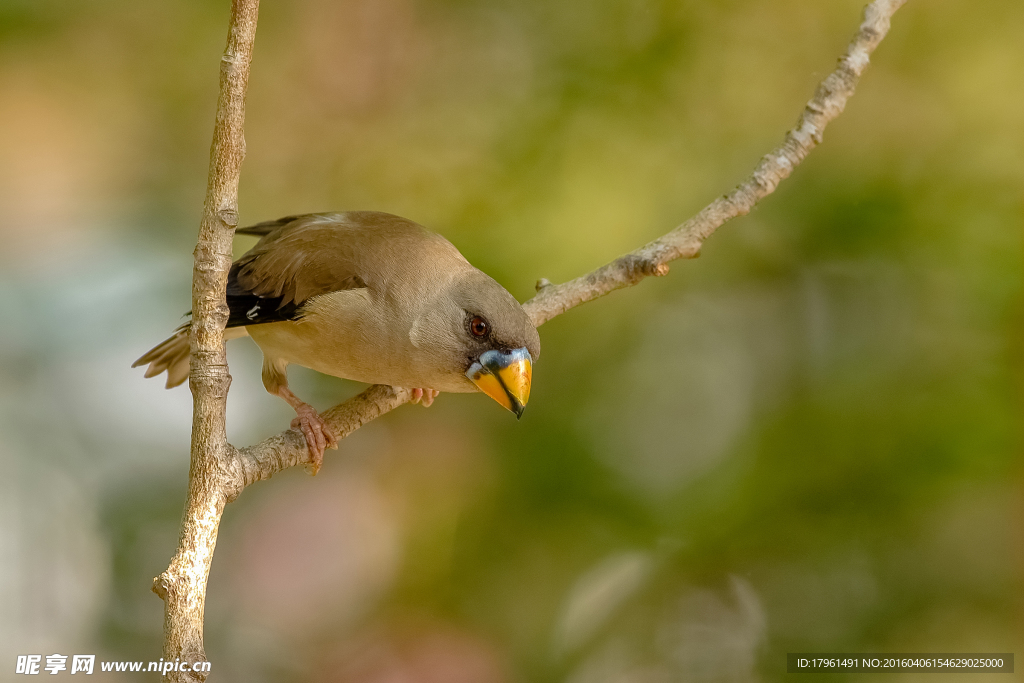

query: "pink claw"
left=409, top=388, right=439, bottom=407
left=290, top=404, right=337, bottom=474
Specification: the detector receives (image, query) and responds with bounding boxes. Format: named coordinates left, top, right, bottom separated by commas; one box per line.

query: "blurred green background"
left=1, top=0, right=1020, bottom=681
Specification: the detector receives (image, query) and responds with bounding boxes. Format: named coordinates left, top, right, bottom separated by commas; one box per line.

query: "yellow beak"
left=466, top=347, right=533, bottom=418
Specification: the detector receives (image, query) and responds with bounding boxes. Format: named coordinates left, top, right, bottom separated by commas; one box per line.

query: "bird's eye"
left=469, top=316, right=489, bottom=338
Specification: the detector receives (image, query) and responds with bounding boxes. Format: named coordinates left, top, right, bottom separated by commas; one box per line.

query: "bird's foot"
left=409, top=388, right=440, bottom=407
left=290, top=403, right=337, bottom=475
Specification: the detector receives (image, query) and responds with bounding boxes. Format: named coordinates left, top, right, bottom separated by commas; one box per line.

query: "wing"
left=226, top=211, right=437, bottom=328
left=234, top=214, right=306, bottom=237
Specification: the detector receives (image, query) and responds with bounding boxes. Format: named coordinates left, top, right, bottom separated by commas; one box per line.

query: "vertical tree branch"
left=152, top=1, right=259, bottom=681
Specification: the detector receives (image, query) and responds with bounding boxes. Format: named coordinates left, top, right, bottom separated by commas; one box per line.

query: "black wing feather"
left=226, top=213, right=369, bottom=328
left=225, top=262, right=303, bottom=327
left=235, top=215, right=306, bottom=237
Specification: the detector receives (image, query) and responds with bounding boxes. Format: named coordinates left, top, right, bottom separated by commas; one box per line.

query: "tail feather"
left=134, top=325, right=248, bottom=389
left=164, top=354, right=191, bottom=389
left=133, top=326, right=191, bottom=388
left=141, top=339, right=186, bottom=376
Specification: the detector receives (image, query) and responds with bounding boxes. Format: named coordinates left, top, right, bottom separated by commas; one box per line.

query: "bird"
left=134, top=211, right=540, bottom=471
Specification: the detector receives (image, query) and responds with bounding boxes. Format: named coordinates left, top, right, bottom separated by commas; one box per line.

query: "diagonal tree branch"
left=228, top=0, right=908, bottom=485
left=231, top=384, right=412, bottom=495
left=526, top=0, right=906, bottom=326
left=154, top=0, right=906, bottom=679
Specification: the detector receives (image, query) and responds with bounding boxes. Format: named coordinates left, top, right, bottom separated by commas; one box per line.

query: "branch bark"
left=152, top=1, right=259, bottom=681
left=154, top=0, right=905, bottom=679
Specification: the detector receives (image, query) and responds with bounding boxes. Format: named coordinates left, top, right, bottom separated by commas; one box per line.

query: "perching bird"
left=134, top=211, right=540, bottom=470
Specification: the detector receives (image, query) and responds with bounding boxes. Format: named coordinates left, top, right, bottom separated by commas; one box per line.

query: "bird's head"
left=414, top=269, right=540, bottom=417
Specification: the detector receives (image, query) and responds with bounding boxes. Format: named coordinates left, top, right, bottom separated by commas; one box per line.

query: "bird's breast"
left=246, top=289, right=475, bottom=393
